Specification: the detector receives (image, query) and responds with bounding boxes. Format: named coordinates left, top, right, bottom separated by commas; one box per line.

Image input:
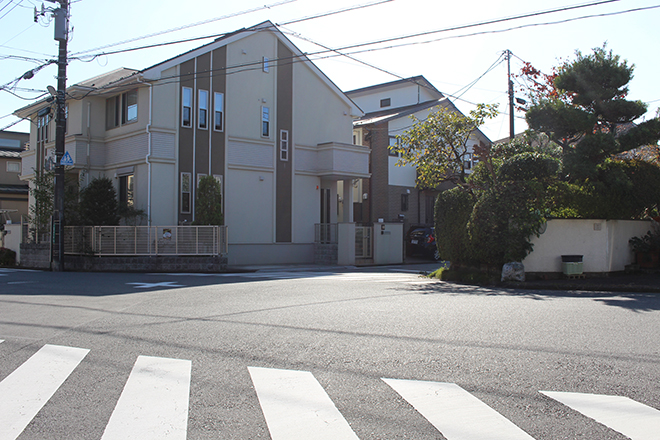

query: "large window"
left=198, top=89, right=209, bottom=129
left=106, top=90, right=138, bottom=129
left=182, top=87, right=193, bottom=128
left=119, top=174, right=134, bottom=207
left=279, top=129, right=289, bottom=161
left=261, top=106, right=270, bottom=137
left=213, top=92, right=224, bottom=132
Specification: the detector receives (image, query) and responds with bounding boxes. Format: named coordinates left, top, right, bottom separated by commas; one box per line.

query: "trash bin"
left=561, top=255, right=583, bottom=275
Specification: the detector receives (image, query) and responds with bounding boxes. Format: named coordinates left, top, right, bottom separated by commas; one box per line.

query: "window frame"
left=198, top=89, right=209, bottom=130
left=182, top=87, right=193, bottom=128
left=261, top=106, right=270, bottom=138
left=279, top=129, right=289, bottom=161
left=401, top=193, right=409, bottom=212
left=6, top=161, right=21, bottom=173
left=380, top=97, right=391, bottom=108
left=213, top=92, right=224, bottom=132
left=263, top=56, right=270, bottom=73
left=106, top=90, right=138, bottom=129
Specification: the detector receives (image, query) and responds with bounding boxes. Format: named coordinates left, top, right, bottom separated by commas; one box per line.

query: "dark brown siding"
left=179, top=59, right=195, bottom=223
left=195, top=53, right=211, bottom=185
left=276, top=41, right=293, bottom=242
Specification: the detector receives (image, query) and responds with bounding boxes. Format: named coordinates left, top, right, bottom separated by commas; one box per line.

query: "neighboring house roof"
left=354, top=98, right=449, bottom=126
left=346, top=75, right=442, bottom=97
left=0, top=149, right=23, bottom=158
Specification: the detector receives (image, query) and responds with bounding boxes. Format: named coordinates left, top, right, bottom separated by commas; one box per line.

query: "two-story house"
left=346, top=76, right=491, bottom=231
left=0, top=130, right=29, bottom=225
left=14, top=21, right=370, bottom=265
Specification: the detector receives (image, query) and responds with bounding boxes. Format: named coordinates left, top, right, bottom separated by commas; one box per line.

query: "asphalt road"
left=1, top=265, right=659, bottom=439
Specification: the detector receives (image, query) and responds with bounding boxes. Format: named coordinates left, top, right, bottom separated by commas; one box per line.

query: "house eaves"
left=13, top=67, right=140, bottom=119
left=354, top=98, right=448, bottom=127
left=346, top=75, right=442, bottom=99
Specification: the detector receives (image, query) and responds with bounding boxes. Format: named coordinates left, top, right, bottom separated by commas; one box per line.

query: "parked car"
left=405, top=225, right=440, bottom=260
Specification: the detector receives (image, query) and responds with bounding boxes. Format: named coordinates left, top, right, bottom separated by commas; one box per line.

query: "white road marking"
left=126, top=281, right=185, bottom=289
left=383, top=378, right=536, bottom=440
left=541, top=391, right=660, bottom=440
left=248, top=367, right=360, bottom=440
left=0, top=344, right=89, bottom=440
left=101, top=355, right=191, bottom=440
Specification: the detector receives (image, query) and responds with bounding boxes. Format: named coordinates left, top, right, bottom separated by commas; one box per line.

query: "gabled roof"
left=15, top=21, right=362, bottom=119
left=346, top=75, right=443, bottom=98
left=142, top=20, right=362, bottom=117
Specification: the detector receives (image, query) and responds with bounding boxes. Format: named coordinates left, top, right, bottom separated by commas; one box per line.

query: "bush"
left=79, top=177, right=119, bottom=226
left=434, top=187, right=475, bottom=266
left=0, top=247, right=16, bottom=266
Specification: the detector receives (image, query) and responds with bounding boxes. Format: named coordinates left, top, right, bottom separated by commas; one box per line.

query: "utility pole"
left=52, top=0, right=68, bottom=271
left=506, top=49, right=515, bottom=139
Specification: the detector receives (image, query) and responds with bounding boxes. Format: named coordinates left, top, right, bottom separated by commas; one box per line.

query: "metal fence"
left=355, top=225, right=373, bottom=259
left=314, top=223, right=338, bottom=244
left=64, top=225, right=228, bottom=256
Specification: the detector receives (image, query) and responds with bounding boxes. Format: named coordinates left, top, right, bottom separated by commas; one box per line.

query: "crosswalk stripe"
left=101, top=355, right=191, bottom=440
left=0, top=344, right=89, bottom=440
left=540, top=391, right=660, bottom=440
left=383, top=378, right=536, bottom=440
left=248, top=367, right=360, bottom=440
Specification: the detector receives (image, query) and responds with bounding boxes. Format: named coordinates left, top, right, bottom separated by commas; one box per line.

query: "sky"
left=1, top=0, right=659, bottom=142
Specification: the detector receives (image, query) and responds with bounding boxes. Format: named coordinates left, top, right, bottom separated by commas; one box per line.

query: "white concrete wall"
left=373, top=223, right=403, bottom=264
left=293, top=174, right=320, bottom=243
left=2, top=224, right=22, bottom=262
left=523, top=219, right=653, bottom=273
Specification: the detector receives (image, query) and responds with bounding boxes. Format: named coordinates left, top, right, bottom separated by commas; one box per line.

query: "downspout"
left=86, top=102, right=91, bottom=186
left=138, top=76, right=153, bottom=226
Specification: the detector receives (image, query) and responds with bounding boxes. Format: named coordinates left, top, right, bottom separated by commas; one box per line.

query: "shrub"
left=0, top=247, right=16, bottom=266
left=79, top=177, right=119, bottom=226
left=434, top=187, right=475, bottom=266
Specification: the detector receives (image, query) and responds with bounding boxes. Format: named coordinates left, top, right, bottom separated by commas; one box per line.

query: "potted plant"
left=629, top=224, right=660, bottom=268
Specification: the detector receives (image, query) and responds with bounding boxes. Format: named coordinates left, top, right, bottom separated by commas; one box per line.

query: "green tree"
left=28, top=169, right=54, bottom=241
left=194, top=175, right=223, bottom=225
left=394, top=103, right=498, bottom=188
left=79, top=177, right=119, bottom=226
left=525, top=45, right=660, bottom=181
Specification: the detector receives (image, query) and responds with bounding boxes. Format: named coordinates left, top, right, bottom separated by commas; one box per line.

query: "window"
left=198, top=90, right=209, bottom=129
left=213, top=92, right=224, bottom=131
left=261, top=106, right=270, bottom=137
left=280, top=129, right=289, bottom=161
left=182, top=87, right=193, bottom=127
left=380, top=98, right=391, bottom=108
left=181, top=172, right=191, bottom=214
left=37, top=114, right=49, bottom=146
left=197, top=173, right=207, bottom=188
left=463, top=153, right=473, bottom=170
left=7, top=161, right=20, bottom=173
left=263, top=57, right=269, bottom=73
left=388, top=136, right=400, bottom=157
left=123, top=90, right=138, bottom=124
left=119, top=174, right=134, bottom=207
left=106, top=90, right=138, bottom=129
left=401, top=194, right=409, bottom=212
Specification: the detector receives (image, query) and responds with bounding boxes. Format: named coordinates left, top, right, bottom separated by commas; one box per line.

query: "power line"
left=70, top=0, right=299, bottom=57
left=0, top=0, right=23, bottom=21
